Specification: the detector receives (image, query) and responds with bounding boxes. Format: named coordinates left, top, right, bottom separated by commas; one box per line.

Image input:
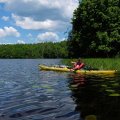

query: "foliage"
left=68, top=0, right=120, bottom=58
left=0, top=41, right=68, bottom=58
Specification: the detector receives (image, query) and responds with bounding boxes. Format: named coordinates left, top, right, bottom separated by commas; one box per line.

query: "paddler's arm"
left=78, top=63, right=85, bottom=69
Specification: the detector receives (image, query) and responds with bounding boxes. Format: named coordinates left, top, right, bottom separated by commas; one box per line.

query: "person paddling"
left=71, top=58, right=85, bottom=71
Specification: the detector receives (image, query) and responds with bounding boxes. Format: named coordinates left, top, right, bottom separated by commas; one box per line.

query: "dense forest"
left=0, top=41, right=68, bottom=58
left=67, top=0, right=120, bottom=58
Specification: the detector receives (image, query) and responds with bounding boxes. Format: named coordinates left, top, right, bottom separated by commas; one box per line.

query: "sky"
left=0, top=0, right=78, bottom=44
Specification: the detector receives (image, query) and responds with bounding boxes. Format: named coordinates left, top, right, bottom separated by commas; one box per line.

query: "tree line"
left=67, top=0, right=120, bottom=58
left=0, top=41, right=68, bottom=58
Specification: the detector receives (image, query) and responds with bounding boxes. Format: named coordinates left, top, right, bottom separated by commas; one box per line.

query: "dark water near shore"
left=0, top=59, right=120, bottom=120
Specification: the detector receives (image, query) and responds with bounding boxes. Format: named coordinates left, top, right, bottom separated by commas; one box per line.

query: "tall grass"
left=62, top=58, right=120, bottom=70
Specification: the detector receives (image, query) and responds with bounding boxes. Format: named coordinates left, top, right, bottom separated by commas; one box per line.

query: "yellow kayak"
left=39, top=64, right=117, bottom=74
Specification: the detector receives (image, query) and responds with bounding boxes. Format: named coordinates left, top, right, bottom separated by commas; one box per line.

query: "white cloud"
left=0, top=0, right=78, bottom=43
left=0, top=0, right=9, bottom=3
left=6, top=0, right=78, bottom=21
left=0, top=42, right=13, bottom=45
left=12, top=14, right=68, bottom=31
left=1, top=16, right=9, bottom=21
left=0, top=26, right=20, bottom=38
left=17, top=40, right=25, bottom=44
left=37, top=32, right=59, bottom=43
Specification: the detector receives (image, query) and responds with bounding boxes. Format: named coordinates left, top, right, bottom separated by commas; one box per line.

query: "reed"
left=62, top=58, right=120, bottom=70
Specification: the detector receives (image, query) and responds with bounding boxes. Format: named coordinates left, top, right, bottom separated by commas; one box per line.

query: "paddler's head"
left=78, top=58, right=82, bottom=62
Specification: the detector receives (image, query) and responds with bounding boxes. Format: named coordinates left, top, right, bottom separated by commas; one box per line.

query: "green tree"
left=0, top=41, right=68, bottom=58
left=68, top=0, right=120, bottom=57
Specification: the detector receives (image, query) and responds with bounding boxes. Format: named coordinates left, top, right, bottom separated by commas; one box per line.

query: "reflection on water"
left=0, top=59, right=120, bottom=120
left=68, top=73, right=120, bottom=120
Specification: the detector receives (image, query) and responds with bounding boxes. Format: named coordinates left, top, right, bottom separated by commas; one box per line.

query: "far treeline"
left=0, top=41, right=68, bottom=58
left=67, top=0, right=120, bottom=58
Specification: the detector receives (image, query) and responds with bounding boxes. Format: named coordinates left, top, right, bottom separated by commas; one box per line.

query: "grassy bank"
left=62, top=58, right=120, bottom=70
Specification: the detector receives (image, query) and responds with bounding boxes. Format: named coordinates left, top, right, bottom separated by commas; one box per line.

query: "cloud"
left=0, top=26, right=20, bottom=38
left=37, top=32, right=59, bottom=43
left=0, top=0, right=9, bottom=3
left=17, top=40, right=25, bottom=44
left=12, top=14, right=68, bottom=31
left=0, top=0, right=78, bottom=43
left=5, top=0, right=78, bottom=21
left=1, top=16, right=9, bottom=21
left=0, top=42, right=13, bottom=45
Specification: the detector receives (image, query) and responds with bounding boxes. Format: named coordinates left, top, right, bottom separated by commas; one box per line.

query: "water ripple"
left=0, top=59, right=79, bottom=120
left=1, top=59, right=119, bottom=120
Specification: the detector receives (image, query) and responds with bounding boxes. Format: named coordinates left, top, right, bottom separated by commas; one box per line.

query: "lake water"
left=0, top=59, right=120, bottom=120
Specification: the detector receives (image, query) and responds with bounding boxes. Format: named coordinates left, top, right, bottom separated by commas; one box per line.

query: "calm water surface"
left=0, top=59, right=120, bottom=120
